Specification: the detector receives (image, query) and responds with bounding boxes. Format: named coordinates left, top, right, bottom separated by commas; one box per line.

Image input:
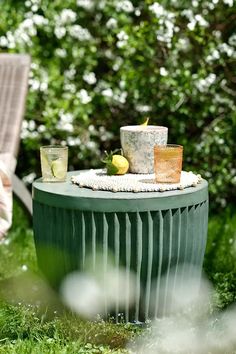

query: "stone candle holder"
left=120, top=125, right=168, bottom=174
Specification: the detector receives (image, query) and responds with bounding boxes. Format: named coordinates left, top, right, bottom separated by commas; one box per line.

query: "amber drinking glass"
left=154, top=144, right=183, bottom=183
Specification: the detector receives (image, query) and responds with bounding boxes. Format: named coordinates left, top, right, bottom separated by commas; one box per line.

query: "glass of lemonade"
left=40, top=145, right=68, bottom=182
left=154, top=144, right=183, bottom=183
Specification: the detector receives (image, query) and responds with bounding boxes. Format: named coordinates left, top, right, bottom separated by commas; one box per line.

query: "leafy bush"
left=0, top=0, right=235, bottom=209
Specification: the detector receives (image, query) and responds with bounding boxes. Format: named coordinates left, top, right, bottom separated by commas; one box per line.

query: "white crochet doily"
left=71, top=169, right=202, bottom=193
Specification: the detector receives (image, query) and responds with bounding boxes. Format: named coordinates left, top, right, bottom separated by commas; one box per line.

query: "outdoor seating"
left=0, top=53, right=32, bottom=218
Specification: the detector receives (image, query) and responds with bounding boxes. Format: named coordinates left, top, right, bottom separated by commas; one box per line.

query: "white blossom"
left=106, top=18, right=118, bottom=29
left=195, top=14, right=208, bottom=27
left=228, top=34, right=236, bottom=47
left=113, top=91, right=127, bottom=104
left=116, top=0, right=134, bottom=13
left=57, top=112, right=74, bottom=132
left=101, top=88, right=113, bottom=97
left=117, top=31, right=129, bottom=41
left=28, top=120, right=36, bottom=130
left=29, top=78, right=41, bottom=91
left=54, top=26, right=66, bottom=39
left=21, top=265, right=28, bottom=272
left=0, top=36, right=8, bottom=47
left=38, top=125, right=46, bottom=133
left=77, top=89, right=92, bottom=104
left=55, top=48, right=67, bottom=57
left=112, top=57, right=123, bottom=71
left=160, top=67, right=168, bottom=76
left=117, top=30, right=129, bottom=48
left=218, top=43, right=234, bottom=56
left=29, top=78, right=48, bottom=92
left=149, top=3, right=176, bottom=46
left=64, top=83, right=76, bottom=93
left=64, top=68, right=76, bottom=80
left=22, top=173, right=36, bottom=184
left=68, top=25, right=92, bottom=41
left=136, top=104, right=152, bottom=113
left=149, top=3, right=165, bottom=16
left=206, top=49, right=220, bottom=62
left=83, top=72, right=97, bottom=85
left=195, top=73, right=216, bottom=92
left=58, top=9, right=77, bottom=24
left=77, top=0, right=94, bottom=10
left=31, top=14, right=48, bottom=26
left=66, top=136, right=81, bottom=146
left=223, top=0, right=234, bottom=6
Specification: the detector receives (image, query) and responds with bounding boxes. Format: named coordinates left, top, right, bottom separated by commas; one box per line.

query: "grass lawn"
left=0, top=199, right=236, bottom=353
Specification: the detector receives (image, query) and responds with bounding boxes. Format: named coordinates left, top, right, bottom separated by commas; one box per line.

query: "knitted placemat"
left=71, top=169, right=202, bottom=193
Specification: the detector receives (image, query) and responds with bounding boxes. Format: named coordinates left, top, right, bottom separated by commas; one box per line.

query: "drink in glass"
left=40, top=145, right=68, bottom=182
left=154, top=145, right=183, bottom=183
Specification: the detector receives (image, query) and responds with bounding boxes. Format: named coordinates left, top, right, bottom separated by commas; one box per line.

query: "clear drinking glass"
left=40, top=145, right=68, bottom=182
left=154, top=144, right=183, bottom=183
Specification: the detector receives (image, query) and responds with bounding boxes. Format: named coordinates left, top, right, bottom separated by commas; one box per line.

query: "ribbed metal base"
left=33, top=200, right=208, bottom=322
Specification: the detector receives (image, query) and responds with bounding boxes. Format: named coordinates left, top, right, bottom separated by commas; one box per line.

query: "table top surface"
left=32, top=171, right=208, bottom=212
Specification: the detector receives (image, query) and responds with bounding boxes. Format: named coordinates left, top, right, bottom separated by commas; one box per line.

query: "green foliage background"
left=0, top=0, right=235, bottom=209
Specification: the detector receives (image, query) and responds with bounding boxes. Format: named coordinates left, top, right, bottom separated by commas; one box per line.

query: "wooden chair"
left=0, top=53, right=32, bottom=215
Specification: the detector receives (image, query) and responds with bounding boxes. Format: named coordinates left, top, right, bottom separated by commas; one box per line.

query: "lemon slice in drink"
left=51, top=159, right=66, bottom=179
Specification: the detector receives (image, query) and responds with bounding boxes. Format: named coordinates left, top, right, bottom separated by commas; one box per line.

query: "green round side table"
left=32, top=170, right=208, bottom=323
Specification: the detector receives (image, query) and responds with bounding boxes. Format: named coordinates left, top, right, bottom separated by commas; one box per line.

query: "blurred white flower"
left=59, top=9, right=77, bottom=24
left=64, top=83, right=76, bottom=93
left=55, top=48, right=67, bottom=57
left=77, top=0, right=94, bottom=10
left=54, top=27, right=66, bottom=39
left=77, top=89, right=92, bottom=104
left=57, top=111, right=74, bottom=132
left=206, top=49, right=220, bottom=62
left=218, top=43, right=234, bottom=56
left=83, top=72, right=97, bottom=84
left=150, top=3, right=175, bottom=46
left=29, top=78, right=48, bottom=92
left=60, top=265, right=136, bottom=319
left=28, top=120, right=36, bottom=130
left=64, top=68, right=76, bottom=80
left=21, top=265, right=28, bottom=271
left=116, top=0, right=134, bottom=13
left=66, top=136, right=81, bottom=146
left=0, top=36, right=8, bottom=47
left=38, top=125, right=46, bottom=133
left=149, top=3, right=165, bottom=16
left=160, top=67, right=168, bottom=76
left=101, top=88, right=113, bottom=97
left=195, top=14, right=208, bottom=27
left=223, top=0, right=234, bottom=6
left=117, top=30, right=129, bottom=41
left=136, top=104, right=152, bottom=113
left=22, top=172, right=36, bottom=184
left=31, top=14, right=49, bottom=26
left=117, top=30, right=129, bottom=48
left=106, top=18, right=118, bottom=29
left=29, top=78, right=41, bottom=91
left=68, top=25, right=92, bottom=40
left=229, top=34, right=236, bottom=46
left=187, top=20, right=196, bottom=30
left=113, top=57, right=123, bottom=71
left=195, top=73, right=216, bottom=92
left=59, top=111, right=74, bottom=123
left=114, top=91, right=127, bottom=104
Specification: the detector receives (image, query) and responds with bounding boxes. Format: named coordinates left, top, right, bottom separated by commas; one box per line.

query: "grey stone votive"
left=120, top=125, right=168, bottom=174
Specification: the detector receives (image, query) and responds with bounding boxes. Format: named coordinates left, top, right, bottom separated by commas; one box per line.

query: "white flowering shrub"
left=0, top=0, right=235, bottom=209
